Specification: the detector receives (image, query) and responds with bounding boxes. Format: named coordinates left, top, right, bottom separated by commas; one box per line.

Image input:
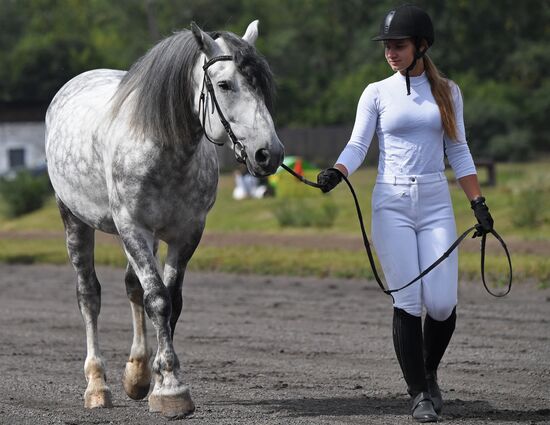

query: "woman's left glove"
left=471, top=196, right=494, bottom=237
left=317, top=168, right=343, bottom=193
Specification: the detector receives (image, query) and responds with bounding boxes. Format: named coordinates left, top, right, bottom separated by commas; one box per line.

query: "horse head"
left=191, top=21, right=284, bottom=177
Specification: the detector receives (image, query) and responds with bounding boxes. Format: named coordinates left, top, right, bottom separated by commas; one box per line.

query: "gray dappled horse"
left=45, top=21, right=283, bottom=418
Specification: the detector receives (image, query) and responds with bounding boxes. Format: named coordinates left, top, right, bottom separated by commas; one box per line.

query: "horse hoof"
left=148, top=387, right=195, bottom=418
left=122, top=359, right=151, bottom=400
left=84, top=387, right=113, bottom=409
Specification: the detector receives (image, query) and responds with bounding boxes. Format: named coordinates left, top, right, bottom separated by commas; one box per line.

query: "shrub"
left=511, top=189, right=545, bottom=228
left=510, top=178, right=549, bottom=228
left=273, top=198, right=338, bottom=228
left=488, top=130, right=534, bottom=162
left=271, top=170, right=339, bottom=228
left=0, top=170, right=52, bottom=218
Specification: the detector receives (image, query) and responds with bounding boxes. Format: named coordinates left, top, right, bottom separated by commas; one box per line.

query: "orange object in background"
left=294, top=158, right=303, bottom=176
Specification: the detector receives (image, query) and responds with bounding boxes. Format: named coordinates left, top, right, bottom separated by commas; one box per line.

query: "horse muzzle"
left=248, top=138, right=284, bottom=176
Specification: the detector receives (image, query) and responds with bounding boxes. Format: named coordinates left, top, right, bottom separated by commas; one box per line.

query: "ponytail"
left=423, top=55, right=458, bottom=141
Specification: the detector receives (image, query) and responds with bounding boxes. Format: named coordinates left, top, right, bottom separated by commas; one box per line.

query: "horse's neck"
left=109, top=94, right=205, bottom=162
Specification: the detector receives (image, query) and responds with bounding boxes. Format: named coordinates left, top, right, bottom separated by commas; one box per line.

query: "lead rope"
left=281, top=163, right=513, bottom=299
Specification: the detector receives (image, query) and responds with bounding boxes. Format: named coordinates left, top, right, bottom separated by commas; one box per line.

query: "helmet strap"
left=405, top=61, right=415, bottom=96
left=404, top=42, right=428, bottom=96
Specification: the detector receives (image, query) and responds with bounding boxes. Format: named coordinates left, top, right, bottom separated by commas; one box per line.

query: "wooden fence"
left=217, top=125, right=379, bottom=171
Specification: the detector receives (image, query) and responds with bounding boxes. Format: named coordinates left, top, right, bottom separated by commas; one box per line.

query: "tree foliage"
left=0, top=0, right=548, bottom=159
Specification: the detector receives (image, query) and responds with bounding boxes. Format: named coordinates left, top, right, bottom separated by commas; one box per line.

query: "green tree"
left=0, top=0, right=548, bottom=157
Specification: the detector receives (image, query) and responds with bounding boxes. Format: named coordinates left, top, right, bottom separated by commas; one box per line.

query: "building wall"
left=0, top=122, right=46, bottom=175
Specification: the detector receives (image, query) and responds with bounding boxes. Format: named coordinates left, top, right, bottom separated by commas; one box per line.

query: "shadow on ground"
left=228, top=396, right=550, bottom=423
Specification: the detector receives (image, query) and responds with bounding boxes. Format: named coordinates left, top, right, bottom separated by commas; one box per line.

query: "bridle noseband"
left=199, top=55, right=247, bottom=164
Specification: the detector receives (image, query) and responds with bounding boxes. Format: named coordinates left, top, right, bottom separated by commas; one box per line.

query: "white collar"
left=394, top=71, right=428, bottom=86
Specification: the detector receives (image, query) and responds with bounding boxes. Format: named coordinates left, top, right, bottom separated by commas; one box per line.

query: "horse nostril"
left=255, top=148, right=270, bottom=166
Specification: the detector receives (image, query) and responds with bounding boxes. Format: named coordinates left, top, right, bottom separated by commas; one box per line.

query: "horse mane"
left=111, top=29, right=275, bottom=148
left=209, top=31, right=275, bottom=114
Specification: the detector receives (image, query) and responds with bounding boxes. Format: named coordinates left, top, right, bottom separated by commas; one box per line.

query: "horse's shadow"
left=230, top=396, right=550, bottom=423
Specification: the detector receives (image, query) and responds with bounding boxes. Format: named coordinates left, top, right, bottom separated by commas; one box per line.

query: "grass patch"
left=189, top=245, right=374, bottom=279
left=0, top=196, right=64, bottom=232
left=0, top=235, right=546, bottom=288
left=272, top=170, right=339, bottom=228
left=0, top=235, right=375, bottom=278
left=0, top=238, right=127, bottom=267
left=1, top=160, right=549, bottom=284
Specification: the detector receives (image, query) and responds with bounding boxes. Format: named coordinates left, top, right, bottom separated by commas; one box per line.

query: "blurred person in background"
left=233, top=163, right=270, bottom=200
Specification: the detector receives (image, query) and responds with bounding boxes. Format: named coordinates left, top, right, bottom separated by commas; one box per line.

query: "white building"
left=0, top=121, right=46, bottom=176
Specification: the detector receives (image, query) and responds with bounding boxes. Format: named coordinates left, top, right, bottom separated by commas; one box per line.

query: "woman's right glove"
left=317, top=168, right=343, bottom=193
left=471, top=196, right=494, bottom=238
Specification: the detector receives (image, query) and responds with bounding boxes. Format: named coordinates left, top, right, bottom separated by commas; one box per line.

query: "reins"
left=281, top=163, right=513, bottom=300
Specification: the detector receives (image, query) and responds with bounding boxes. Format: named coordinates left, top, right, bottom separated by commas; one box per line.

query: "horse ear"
left=191, top=21, right=221, bottom=57
left=242, top=20, right=259, bottom=45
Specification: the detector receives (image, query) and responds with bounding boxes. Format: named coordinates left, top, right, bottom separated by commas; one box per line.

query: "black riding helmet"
left=372, top=4, right=434, bottom=95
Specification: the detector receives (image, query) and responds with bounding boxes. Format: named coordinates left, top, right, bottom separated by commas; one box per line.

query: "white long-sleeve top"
left=336, top=71, right=477, bottom=178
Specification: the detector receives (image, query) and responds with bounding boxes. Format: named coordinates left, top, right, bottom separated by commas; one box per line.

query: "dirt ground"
left=0, top=264, right=549, bottom=425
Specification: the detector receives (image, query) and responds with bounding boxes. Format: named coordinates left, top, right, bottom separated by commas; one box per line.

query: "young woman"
left=317, top=4, right=494, bottom=423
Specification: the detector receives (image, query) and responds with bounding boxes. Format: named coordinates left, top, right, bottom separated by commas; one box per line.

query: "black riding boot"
left=393, top=307, right=438, bottom=423
left=423, top=307, right=456, bottom=414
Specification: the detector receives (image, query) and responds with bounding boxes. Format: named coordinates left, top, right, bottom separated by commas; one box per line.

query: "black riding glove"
left=471, top=196, right=494, bottom=238
left=317, top=168, right=343, bottom=193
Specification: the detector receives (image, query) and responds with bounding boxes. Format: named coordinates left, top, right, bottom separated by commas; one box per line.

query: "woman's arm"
left=457, top=173, right=482, bottom=201
left=333, top=163, right=349, bottom=177
left=459, top=173, right=494, bottom=234
left=335, top=84, right=379, bottom=176
left=317, top=84, right=377, bottom=192
left=444, top=83, right=478, bottom=180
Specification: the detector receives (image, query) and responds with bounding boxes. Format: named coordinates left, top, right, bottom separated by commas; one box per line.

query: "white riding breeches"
left=371, top=172, right=458, bottom=320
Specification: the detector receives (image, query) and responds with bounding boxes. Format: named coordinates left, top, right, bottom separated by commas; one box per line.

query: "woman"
left=317, top=4, right=494, bottom=423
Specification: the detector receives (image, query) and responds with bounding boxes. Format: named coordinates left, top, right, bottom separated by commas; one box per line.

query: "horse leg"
left=162, top=243, right=194, bottom=338
left=148, top=242, right=197, bottom=414
left=57, top=197, right=113, bottom=408
left=121, top=259, right=154, bottom=400
left=116, top=225, right=194, bottom=418
left=149, top=238, right=201, bottom=407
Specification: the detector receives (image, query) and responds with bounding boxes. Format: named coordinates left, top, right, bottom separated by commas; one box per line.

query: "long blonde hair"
left=423, top=55, right=458, bottom=141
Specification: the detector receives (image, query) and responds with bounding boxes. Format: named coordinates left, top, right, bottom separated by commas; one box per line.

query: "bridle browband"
left=199, top=55, right=247, bottom=164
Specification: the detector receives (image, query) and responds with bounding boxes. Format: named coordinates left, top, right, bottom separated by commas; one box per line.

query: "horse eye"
left=217, top=81, right=233, bottom=91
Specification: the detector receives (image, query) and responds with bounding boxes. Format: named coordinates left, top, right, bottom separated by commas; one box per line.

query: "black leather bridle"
left=198, top=55, right=247, bottom=164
